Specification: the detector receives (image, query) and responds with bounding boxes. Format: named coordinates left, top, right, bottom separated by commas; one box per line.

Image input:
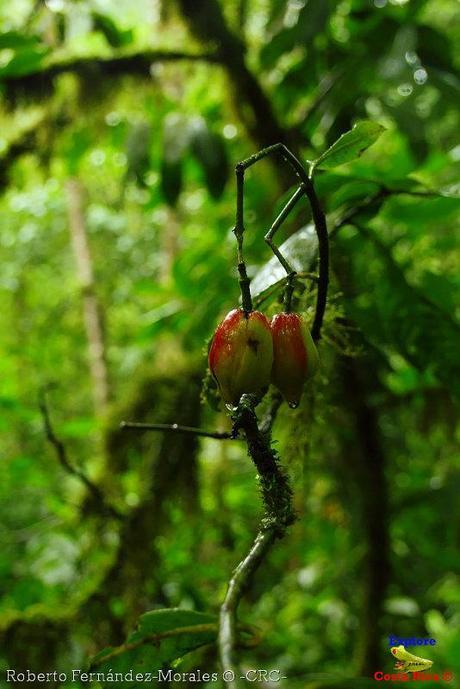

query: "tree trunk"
left=65, top=178, right=110, bottom=414
left=341, top=358, right=390, bottom=675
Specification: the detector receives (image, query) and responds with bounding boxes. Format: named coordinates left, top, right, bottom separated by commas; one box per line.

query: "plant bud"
left=208, top=309, right=273, bottom=407
left=270, top=312, right=319, bottom=407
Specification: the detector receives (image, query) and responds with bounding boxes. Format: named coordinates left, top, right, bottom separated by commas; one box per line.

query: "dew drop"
left=414, top=67, right=428, bottom=85
left=288, top=401, right=299, bottom=409
left=397, top=83, right=413, bottom=97
left=405, top=51, right=419, bottom=65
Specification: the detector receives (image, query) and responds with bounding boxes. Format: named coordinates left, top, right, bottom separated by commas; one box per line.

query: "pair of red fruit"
left=209, top=308, right=319, bottom=409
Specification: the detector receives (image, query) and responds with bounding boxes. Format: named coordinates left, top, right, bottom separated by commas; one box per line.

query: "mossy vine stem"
left=218, top=394, right=296, bottom=688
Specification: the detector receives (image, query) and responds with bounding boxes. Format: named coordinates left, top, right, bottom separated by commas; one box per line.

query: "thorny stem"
left=219, top=394, right=296, bottom=688
left=234, top=144, right=329, bottom=340
left=233, top=165, right=253, bottom=313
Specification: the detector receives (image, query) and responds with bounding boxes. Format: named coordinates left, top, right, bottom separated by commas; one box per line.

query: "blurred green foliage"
left=0, top=1, right=459, bottom=687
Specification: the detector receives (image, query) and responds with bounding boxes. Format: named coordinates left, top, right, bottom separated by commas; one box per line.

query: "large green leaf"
left=125, top=121, right=152, bottom=186
left=0, top=46, right=49, bottom=78
left=250, top=224, right=318, bottom=299
left=160, top=114, right=189, bottom=206
left=0, top=31, right=41, bottom=50
left=311, top=121, right=386, bottom=173
left=338, top=223, right=460, bottom=399
left=91, top=609, right=218, bottom=688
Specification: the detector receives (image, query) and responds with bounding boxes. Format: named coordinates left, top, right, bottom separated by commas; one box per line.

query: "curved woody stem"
left=232, top=143, right=329, bottom=340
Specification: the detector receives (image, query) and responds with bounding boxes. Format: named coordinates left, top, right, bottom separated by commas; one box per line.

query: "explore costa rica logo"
left=390, top=645, right=433, bottom=673
left=372, top=636, right=454, bottom=683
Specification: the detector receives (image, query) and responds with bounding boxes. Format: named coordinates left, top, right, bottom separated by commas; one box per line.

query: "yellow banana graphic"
left=390, top=645, right=433, bottom=673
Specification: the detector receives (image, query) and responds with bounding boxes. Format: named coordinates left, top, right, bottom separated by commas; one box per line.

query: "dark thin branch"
left=331, top=184, right=445, bottom=238
left=233, top=164, right=253, bottom=313
left=38, top=389, right=123, bottom=520
left=1, top=50, right=220, bottom=88
left=382, top=186, right=443, bottom=198
left=218, top=394, right=296, bottom=687
left=235, top=144, right=329, bottom=341
left=120, top=421, right=234, bottom=440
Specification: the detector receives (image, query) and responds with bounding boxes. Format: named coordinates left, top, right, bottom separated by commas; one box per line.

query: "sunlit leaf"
left=0, top=46, right=49, bottom=78
left=312, top=121, right=386, bottom=172
left=250, top=224, right=318, bottom=298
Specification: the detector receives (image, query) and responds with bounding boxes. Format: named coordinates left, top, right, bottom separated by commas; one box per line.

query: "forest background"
left=0, top=1, right=459, bottom=687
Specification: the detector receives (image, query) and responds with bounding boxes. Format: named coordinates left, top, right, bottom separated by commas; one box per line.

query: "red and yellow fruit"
left=270, top=312, right=319, bottom=407
left=209, top=308, right=273, bottom=406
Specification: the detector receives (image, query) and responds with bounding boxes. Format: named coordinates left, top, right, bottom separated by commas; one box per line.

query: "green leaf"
left=0, top=46, right=49, bottom=78
left=189, top=118, right=228, bottom=199
left=338, top=225, right=460, bottom=399
left=160, top=158, right=183, bottom=206
left=91, top=609, right=218, bottom=688
left=91, top=12, right=134, bottom=48
left=311, top=121, right=386, bottom=173
left=0, top=31, right=41, bottom=50
left=160, top=114, right=189, bottom=206
left=126, top=121, right=152, bottom=186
